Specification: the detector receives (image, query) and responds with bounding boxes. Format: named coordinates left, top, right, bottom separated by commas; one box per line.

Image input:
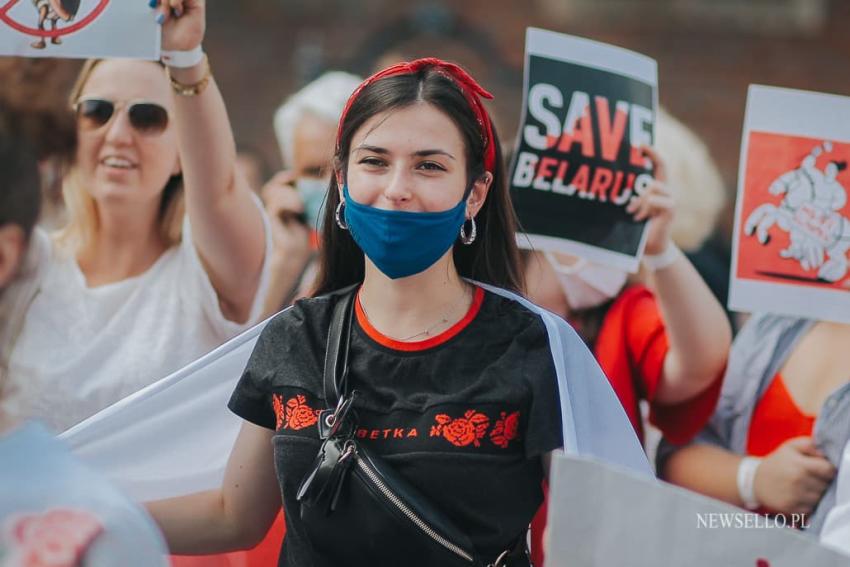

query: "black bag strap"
left=322, top=288, right=356, bottom=408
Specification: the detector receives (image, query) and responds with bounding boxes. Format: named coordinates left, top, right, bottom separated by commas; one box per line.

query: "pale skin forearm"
left=647, top=253, right=732, bottom=405
left=627, top=146, right=731, bottom=405
left=147, top=422, right=281, bottom=554
left=664, top=443, right=744, bottom=506
left=147, top=489, right=252, bottom=554
left=168, top=62, right=266, bottom=323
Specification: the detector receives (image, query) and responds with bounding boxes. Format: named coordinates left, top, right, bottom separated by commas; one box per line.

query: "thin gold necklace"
left=360, top=285, right=472, bottom=342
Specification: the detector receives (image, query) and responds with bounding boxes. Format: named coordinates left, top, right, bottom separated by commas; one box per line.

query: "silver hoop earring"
left=335, top=201, right=349, bottom=230
left=460, top=217, right=477, bottom=245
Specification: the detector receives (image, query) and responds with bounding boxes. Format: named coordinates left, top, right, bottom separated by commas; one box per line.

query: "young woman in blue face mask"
left=148, top=58, right=648, bottom=566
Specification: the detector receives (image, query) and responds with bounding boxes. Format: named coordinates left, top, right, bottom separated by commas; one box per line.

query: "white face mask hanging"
left=544, top=251, right=628, bottom=311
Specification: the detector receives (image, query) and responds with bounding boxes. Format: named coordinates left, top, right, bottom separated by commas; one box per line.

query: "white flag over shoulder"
left=61, top=286, right=651, bottom=504
left=59, top=323, right=264, bottom=502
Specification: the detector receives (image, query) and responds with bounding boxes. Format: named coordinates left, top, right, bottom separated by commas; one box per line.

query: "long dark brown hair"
left=0, top=113, right=40, bottom=239
left=312, top=65, right=522, bottom=296
left=0, top=59, right=76, bottom=238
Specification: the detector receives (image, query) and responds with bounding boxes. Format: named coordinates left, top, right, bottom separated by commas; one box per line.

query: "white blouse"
left=3, top=210, right=272, bottom=433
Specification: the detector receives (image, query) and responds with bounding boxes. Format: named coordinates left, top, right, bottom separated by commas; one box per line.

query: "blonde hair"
left=656, top=107, right=726, bottom=252
left=56, top=59, right=184, bottom=252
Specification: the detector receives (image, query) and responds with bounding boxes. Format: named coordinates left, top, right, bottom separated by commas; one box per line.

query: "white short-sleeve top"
left=3, top=209, right=272, bottom=433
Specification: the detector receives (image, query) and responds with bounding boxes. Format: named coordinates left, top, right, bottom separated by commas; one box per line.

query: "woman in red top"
left=525, top=145, right=732, bottom=564
left=662, top=316, right=848, bottom=529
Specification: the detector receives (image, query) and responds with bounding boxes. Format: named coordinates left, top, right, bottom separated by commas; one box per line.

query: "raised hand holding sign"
left=152, top=0, right=204, bottom=52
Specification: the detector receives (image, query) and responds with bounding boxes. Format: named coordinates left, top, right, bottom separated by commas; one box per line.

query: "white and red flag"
left=61, top=286, right=651, bottom=564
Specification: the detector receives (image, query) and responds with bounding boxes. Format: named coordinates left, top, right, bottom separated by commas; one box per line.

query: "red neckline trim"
left=355, top=286, right=485, bottom=352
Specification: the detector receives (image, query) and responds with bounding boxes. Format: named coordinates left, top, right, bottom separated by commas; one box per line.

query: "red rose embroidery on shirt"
left=4, top=508, right=103, bottom=567
left=490, top=411, right=520, bottom=448
left=433, top=410, right=490, bottom=447
left=272, top=394, right=285, bottom=429
left=282, top=394, right=319, bottom=431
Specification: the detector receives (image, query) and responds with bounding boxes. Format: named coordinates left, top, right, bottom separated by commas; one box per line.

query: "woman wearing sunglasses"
left=2, top=0, right=271, bottom=434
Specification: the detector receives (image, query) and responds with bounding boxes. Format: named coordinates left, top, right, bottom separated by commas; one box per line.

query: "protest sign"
left=509, top=28, right=657, bottom=272
left=0, top=0, right=159, bottom=59
left=730, top=85, right=850, bottom=323
left=546, top=454, right=848, bottom=567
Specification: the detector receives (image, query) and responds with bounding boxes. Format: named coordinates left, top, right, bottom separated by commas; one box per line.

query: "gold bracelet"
left=167, top=55, right=212, bottom=96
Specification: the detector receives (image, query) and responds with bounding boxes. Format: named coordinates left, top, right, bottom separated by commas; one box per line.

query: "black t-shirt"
left=228, top=286, right=563, bottom=566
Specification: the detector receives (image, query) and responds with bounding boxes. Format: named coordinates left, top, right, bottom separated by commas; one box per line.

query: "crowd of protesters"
left=1, top=0, right=849, bottom=565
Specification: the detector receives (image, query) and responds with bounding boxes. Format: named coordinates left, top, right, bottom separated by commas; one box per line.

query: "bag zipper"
left=354, top=454, right=475, bottom=563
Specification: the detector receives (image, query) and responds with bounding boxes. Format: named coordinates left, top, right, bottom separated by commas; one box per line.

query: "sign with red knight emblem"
left=730, top=85, right=850, bottom=323
left=0, top=0, right=159, bottom=59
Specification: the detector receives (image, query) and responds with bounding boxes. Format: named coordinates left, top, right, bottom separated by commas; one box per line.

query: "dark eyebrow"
left=352, top=144, right=455, bottom=161
left=413, top=149, right=456, bottom=161
left=352, top=144, right=389, bottom=155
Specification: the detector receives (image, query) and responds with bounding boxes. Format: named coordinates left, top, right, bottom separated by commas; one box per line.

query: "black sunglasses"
left=73, top=98, right=169, bottom=135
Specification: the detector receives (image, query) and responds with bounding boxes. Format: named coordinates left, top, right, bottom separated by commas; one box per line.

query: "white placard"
left=0, top=0, right=159, bottom=60
left=546, top=454, right=848, bottom=566
left=729, top=85, right=850, bottom=324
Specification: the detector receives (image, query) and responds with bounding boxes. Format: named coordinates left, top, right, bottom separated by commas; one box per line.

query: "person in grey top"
left=659, top=313, right=850, bottom=534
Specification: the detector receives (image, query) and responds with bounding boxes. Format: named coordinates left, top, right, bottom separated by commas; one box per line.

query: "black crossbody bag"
left=296, top=290, right=529, bottom=567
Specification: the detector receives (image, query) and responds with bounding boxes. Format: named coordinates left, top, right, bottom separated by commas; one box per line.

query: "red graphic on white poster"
left=738, top=132, right=850, bottom=290
left=0, top=0, right=108, bottom=50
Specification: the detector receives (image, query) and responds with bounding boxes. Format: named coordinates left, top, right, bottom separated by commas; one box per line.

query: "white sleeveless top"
left=2, top=212, right=271, bottom=433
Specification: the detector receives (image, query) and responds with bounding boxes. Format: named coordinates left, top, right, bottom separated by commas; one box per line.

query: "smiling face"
left=343, top=102, right=472, bottom=213
left=73, top=60, right=180, bottom=211
left=310, top=64, right=526, bottom=295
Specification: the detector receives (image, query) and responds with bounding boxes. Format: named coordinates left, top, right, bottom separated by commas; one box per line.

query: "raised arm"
left=630, top=146, right=732, bottom=405
left=156, top=0, right=266, bottom=323
left=146, top=421, right=281, bottom=553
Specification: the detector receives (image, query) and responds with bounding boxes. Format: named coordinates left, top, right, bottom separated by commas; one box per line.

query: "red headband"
left=336, top=57, right=496, bottom=174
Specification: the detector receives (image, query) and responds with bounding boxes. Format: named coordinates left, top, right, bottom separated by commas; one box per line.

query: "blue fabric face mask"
left=296, top=177, right=328, bottom=232
left=343, top=185, right=467, bottom=279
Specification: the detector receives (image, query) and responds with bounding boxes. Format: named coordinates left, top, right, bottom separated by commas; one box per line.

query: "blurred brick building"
left=7, top=0, right=845, bottom=235
left=205, top=0, right=845, bottom=195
